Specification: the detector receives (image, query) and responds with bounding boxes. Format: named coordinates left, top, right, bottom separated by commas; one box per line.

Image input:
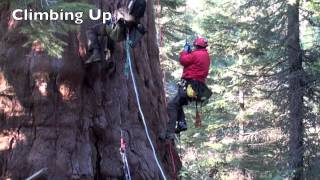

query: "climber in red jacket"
left=165, top=37, right=211, bottom=140
left=180, top=38, right=210, bottom=83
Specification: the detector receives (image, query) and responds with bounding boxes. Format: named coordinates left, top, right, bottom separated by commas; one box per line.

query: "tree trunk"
left=0, top=0, right=181, bottom=179
left=287, top=1, right=304, bottom=179
left=237, top=54, right=246, bottom=180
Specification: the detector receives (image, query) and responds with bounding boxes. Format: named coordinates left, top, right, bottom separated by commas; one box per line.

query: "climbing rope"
left=184, top=0, right=188, bottom=41
left=26, top=168, right=48, bottom=180
left=125, top=37, right=167, bottom=180
left=118, top=86, right=131, bottom=180
left=156, top=0, right=163, bottom=47
left=120, top=130, right=132, bottom=180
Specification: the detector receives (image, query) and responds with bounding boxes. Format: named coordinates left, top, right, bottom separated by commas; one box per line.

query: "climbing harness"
left=120, top=130, right=132, bottom=180
left=180, top=79, right=212, bottom=128
left=125, top=36, right=167, bottom=180
left=186, top=84, right=196, bottom=98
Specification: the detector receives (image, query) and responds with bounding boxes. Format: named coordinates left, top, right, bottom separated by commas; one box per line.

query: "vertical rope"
left=184, top=0, right=188, bottom=41
left=156, top=0, right=163, bottom=47
left=126, top=38, right=167, bottom=180
left=169, top=143, right=177, bottom=180
left=120, top=130, right=132, bottom=180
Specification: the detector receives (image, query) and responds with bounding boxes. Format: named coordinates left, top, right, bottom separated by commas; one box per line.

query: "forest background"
left=158, top=0, right=320, bottom=179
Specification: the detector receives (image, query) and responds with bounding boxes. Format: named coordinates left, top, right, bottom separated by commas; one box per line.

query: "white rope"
left=126, top=40, right=167, bottom=180
left=120, top=130, right=132, bottom=180
left=25, top=168, right=48, bottom=180
left=121, top=151, right=132, bottom=180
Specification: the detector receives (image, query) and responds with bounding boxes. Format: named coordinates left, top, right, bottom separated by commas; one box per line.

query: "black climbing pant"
left=167, top=85, right=189, bottom=134
left=166, top=79, right=213, bottom=134
left=87, top=23, right=107, bottom=52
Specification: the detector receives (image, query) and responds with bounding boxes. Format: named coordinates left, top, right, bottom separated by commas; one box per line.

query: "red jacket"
left=179, top=49, right=210, bottom=83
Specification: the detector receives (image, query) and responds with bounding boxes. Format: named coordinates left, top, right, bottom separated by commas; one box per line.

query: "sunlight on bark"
left=58, top=83, right=75, bottom=101
left=0, top=131, right=26, bottom=151
left=0, top=72, right=24, bottom=117
left=33, top=72, right=49, bottom=97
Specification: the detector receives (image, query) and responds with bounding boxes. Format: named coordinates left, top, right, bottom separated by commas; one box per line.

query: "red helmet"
left=193, top=37, right=208, bottom=48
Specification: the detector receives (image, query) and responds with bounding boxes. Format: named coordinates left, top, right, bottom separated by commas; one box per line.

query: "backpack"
left=128, top=0, right=146, bottom=19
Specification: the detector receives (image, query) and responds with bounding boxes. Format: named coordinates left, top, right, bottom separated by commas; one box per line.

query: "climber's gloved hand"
left=184, top=42, right=191, bottom=53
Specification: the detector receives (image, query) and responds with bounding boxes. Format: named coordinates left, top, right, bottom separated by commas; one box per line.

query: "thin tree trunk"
left=238, top=54, right=245, bottom=142
left=238, top=54, right=246, bottom=180
left=287, top=1, right=304, bottom=179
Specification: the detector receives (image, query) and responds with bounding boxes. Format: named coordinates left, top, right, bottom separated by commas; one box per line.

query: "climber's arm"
left=179, top=51, right=194, bottom=66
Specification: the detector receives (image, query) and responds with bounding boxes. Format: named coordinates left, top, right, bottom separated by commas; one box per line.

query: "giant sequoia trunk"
left=0, top=0, right=181, bottom=179
left=287, top=1, right=304, bottom=179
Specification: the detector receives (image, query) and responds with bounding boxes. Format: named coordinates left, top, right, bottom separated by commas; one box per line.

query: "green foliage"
left=20, top=21, right=68, bottom=58
left=156, top=0, right=194, bottom=69
left=160, top=0, right=185, bottom=9
left=0, top=1, right=8, bottom=7
left=7, top=0, right=94, bottom=58
left=48, top=2, right=95, bottom=19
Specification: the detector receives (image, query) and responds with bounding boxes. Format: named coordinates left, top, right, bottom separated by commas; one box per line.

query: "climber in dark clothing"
left=85, top=0, right=147, bottom=64
left=165, top=37, right=211, bottom=140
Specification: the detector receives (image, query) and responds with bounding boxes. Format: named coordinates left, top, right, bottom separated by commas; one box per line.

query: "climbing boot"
left=85, top=49, right=101, bottom=64
left=175, top=121, right=187, bottom=134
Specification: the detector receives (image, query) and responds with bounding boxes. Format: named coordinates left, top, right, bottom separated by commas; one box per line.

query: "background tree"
left=287, top=1, right=304, bottom=179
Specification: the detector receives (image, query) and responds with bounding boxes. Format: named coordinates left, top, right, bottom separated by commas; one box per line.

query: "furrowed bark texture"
left=0, top=0, right=181, bottom=179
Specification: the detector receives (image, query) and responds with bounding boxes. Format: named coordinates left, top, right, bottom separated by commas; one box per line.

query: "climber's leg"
left=175, top=107, right=187, bottom=133
left=85, top=23, right=107, bottom=64
left=166, top=86, right=189, bottom=139
left=106, top=19, right=127, bottom=42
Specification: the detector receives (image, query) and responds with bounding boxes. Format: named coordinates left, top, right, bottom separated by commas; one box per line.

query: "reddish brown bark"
left=0, top=0, right=181, bottom=179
